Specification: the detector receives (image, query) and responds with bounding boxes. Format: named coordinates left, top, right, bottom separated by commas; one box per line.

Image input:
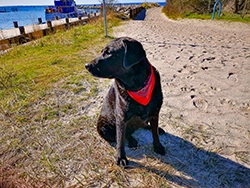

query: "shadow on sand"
left=134, top=9, right=147, bottom=21
left=125, top=129, right=250, bottom=187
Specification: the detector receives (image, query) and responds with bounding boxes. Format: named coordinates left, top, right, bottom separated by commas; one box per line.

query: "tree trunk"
left=208, top=0, right=212, bottom=13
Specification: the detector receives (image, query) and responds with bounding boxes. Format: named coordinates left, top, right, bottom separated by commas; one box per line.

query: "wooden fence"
left=0, top=6, right=144, bottom=52
left=130, top=6, right=144, bottom=19
left=0, top=14, right=99, bottom=51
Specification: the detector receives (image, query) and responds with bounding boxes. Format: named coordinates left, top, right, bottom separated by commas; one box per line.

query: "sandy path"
left=113, top=7, right=250, bottom=187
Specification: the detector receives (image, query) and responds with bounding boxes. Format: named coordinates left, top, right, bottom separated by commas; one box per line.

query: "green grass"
left=0, top=15, right=119, bottom=124
left=185, top=12, right=250, bottom=23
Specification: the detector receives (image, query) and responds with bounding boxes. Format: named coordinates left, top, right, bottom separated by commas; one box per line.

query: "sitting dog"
left=85, top=37, right=165, bottom=166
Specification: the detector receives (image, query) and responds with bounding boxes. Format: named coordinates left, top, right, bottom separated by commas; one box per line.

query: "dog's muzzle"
left=85, top=63, right=93, bottom=72
left=85, top=62, right=96, bottom=72
left=85, top=62, right=101, bottom=77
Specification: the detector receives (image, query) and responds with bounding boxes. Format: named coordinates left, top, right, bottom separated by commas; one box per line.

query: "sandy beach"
left=112, top=7, right=250, bottom=187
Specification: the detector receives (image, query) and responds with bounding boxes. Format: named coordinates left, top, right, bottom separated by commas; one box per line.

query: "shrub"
left=163, top=0, right=250, bottom=18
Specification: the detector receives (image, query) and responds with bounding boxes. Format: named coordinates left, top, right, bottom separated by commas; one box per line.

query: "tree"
left=164, top=0, right=249, bottom=15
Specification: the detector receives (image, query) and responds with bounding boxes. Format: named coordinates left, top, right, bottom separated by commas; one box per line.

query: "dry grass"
left=0, top=71, right=179, bottom=187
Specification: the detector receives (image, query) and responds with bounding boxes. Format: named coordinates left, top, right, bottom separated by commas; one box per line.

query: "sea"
left=0, top=2, right=166, bottom=30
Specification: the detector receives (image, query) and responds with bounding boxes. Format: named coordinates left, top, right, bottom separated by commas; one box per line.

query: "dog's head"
left=85, top=37, right=146, bottom=79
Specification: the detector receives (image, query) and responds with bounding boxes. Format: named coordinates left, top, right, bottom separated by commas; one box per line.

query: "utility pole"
left=103, top=0, right=108, bottom=37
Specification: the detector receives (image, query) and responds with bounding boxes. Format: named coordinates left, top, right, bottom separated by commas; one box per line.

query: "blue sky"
left=0, top=0, right=165, bottom=6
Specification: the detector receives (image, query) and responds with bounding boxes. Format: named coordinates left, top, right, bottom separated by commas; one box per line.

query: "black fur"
left=85, top=37, right=165, bottom=166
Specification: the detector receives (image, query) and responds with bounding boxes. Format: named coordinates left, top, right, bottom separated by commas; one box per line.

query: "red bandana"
left=127, top=64, right=155, bottom=106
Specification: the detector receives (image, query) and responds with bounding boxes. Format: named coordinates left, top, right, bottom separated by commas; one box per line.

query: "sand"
left=112, top=7, right=250, bottom=187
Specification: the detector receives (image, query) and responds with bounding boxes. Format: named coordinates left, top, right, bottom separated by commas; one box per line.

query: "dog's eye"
left=103, top=51, right=111, bottom=56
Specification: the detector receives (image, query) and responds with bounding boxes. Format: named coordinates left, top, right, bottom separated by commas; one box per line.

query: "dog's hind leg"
left=150, top=116, right=166, bottom=155
left=97, top=117, right=116, bottom=143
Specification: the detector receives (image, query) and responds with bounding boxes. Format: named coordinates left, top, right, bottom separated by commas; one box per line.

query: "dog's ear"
left=122, top=38, right=146, bottom=69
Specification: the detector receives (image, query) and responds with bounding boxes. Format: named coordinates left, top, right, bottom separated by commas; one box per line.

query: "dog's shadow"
left=124, top=129, right=250, bottom=187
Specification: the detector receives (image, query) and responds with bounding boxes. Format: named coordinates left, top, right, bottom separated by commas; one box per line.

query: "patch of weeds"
left=50, top=59, right=63, bottom=65
left=61, top=104, right=73, bottom=113
left=90, top=84, right=99, bottom=94
left=0, top=64, right=17, bottom=89
left=42, top=107, right=59, bottom=120
left=72, top=86, right=87, bottom=94
left=66, top=75, right=85, bottom=86
left=15, top=115, right=29, bottom=123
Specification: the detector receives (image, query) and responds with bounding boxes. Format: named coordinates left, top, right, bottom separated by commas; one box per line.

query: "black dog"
left=85, top=37, right=165, bottom=166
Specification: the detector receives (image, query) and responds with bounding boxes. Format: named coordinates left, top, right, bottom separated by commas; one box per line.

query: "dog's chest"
left=114, top=84, right=157, bottom=119
left=104, top=78, right=162, bottom=124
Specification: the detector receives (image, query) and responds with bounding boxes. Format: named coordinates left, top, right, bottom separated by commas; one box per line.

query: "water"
left=0, top=2, right=166, bottom=30
left=0, top=6, right=46, bottom=30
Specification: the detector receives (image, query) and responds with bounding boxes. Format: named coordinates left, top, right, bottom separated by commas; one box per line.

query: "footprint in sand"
left=241, top=101, right=250, bottom=109
left=178, top=64, right=199, bottom=75
left=193, top=99, right=208, bottom=111
left=220, top=98, right=238, bottom=106
left=227, top=72, right=238, bottom=82
left=189, top=55, right=194, bottom=60
left=201, top=56, right=216, bottom=63
left=198, top=83, right=221, bottom=96
left=186, top=75, right=195, bottom=80
left=215, top=58, right=226, bottom=69
left=240, top=101, right=250, bottom=117
left=180, top=86, right=196, bottom=92
left=201, top=66, right=209, bottom=70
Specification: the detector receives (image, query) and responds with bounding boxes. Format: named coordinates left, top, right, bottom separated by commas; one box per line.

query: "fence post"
left=13, top=21, right=18, bottom=28
left=18, top=26, right=27, bottom=44
left=47, top=20, right=52, bottom=28
left=66, top=17, right=69, bottom=24
left=19, top=26, right=25, bottom=35
left=38, top=18, right=42, bottom=24
left=47, top=20, right=53, bottom=34
left=65, top=17, right=70, bottom=29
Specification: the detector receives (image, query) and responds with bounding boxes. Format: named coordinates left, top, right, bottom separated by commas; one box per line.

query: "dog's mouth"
left=85, top=63, right=113, bottom=79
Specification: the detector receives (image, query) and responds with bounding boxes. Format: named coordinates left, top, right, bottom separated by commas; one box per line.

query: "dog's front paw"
left=154, top=143, right=166, bottom=155
left=117, top=157, right=128, bottom=167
